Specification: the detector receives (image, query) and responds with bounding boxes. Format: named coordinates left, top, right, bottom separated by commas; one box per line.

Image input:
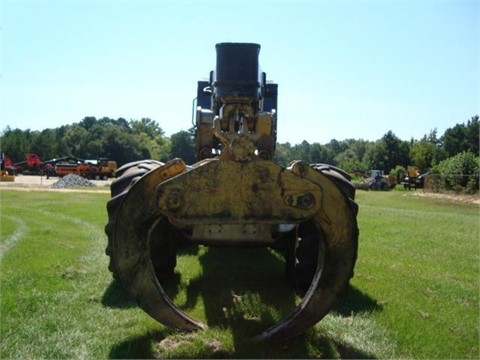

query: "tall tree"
left=273, top=142, right=292, bottom=166
left=79, top=116, right=98, bottom=130
left=102, top=124, right=145, bottom=165
left=410, top=138, right=436, bottom=172
left=441, top=116, right=479, bottom=158
left=130, top=118, right=164, bottom=138
left=334, top=148, right=364, bottom=172
left=62, top=124, right=88, bottom=157
left=363, top=131, right=410, bottom=173
left=312, top=143, right=336, bottom=165
left=466, top=115, right=479, bottom=156
left=169, top=130, right=195, bottom=164
left=31, top=129, right=58, bottom=160
left=289, top=140, right=312, bottom=163
left=0, top=127, right=30, bottom=162
left=130, top=118, right=170, bottom=161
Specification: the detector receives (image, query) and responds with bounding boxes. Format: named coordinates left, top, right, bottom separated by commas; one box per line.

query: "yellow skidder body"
left=105, top=43, right=359, bottom=341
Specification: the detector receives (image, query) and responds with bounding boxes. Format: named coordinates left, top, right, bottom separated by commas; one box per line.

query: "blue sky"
left=1, top=0, right=478, bottom=144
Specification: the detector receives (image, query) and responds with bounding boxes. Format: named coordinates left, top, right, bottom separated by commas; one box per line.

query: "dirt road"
left=0, top=174, right=112, bottom=191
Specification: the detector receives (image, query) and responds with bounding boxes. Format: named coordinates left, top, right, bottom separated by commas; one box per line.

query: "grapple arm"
left=111, top=159, right=358, bottom=341
left=106, top=43, right=359, bottom=342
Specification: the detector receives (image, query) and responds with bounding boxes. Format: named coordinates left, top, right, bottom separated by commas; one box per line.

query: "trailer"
left=55, top=158, right=117, bottom=180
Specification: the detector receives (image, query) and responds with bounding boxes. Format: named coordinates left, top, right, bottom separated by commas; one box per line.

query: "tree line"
left=1, top=115, right=478, bottom=189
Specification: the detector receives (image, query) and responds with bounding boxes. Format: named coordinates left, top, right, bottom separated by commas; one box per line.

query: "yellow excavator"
left=105, top=43, right=359, bottom=342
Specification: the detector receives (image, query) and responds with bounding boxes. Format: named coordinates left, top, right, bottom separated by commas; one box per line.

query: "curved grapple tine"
left=256, top=166, right=358, bottom=342
left=113, top=165, right=205, bottom=332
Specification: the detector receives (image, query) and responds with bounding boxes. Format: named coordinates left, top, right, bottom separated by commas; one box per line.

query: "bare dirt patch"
left=0, top=174, right=111, bottom=193
left=411, top=191, right=480, bottom=205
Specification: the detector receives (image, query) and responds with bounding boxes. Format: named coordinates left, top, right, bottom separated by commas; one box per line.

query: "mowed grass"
left=352, top=190, right=479, bottom=358
left=0, top=188, right=478, bottom=359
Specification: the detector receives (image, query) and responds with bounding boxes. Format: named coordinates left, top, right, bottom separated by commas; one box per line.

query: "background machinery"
left=105, top=43, right=359, bottom=341
left=10, top=153, right=47, bottom=176
left=0, top=152, right=15, bottom=182
left=366, top=169, right=397, bottom=190
left=9, top=153, right=58, bottom=176
left=402, top=165, right=427, bottom=190
left=352, top=169, right=397, bottom=190
left=5, top=153, right=117, bottom=180
left=55, top=158, right=117, bottom=180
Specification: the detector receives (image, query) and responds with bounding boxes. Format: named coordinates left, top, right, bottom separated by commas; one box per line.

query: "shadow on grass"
left=101, top=279, right=136, bottom=308
left=108, top=330, right=167, bottom=359
left=109, top=330, right=376, bottom=359
left=107, top=247, right=379, bottom=359
left=334, top=284, right=383, bottom=316
left=101, top=273, right=185, bottom=309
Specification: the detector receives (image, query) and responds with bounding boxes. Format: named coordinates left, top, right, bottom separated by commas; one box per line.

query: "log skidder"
left=105, top=43, right=359, bottom=342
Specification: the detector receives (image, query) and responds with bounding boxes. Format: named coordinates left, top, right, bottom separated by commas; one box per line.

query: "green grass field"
left=0, top=188, right=478, bottom=359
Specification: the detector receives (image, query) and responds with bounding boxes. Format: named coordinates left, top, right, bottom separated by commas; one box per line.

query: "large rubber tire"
left=285, top=163, right=358, bottom=291
left=105, top=160, right=176, bottom=280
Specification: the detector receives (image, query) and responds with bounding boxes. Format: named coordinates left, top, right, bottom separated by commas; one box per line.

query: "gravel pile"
left=49, top=174, right=96, bottom=189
